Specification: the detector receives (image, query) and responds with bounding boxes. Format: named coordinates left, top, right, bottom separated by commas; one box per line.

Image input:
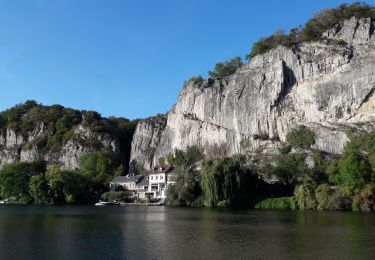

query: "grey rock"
left=131, top=17, right=375, bottom=169
left=0, top=123, right=120, bottom=169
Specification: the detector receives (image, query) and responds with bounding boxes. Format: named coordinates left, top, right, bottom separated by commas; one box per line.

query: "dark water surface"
left=0, top=206, right=374, bottom=260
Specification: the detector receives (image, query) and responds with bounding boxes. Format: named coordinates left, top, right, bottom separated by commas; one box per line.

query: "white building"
left=136, top=165, right=176, bottom=200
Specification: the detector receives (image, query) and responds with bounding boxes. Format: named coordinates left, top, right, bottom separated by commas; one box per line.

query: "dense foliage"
left=257, top=131, right=375, bottom=212
left=200, top=155, right=257, bottom=207
left=208, top=56, right=243, bottom=79
left=0, top=150, right=124, bottom=204
left=255, top=197, right=296, bottom=210
left=273, top=153, right=306, bottom=186
left=247, top=2, right=375, bottom=59
left=165, top=146, right=203, bottom=207
left=0, top=161, right=46, bottom=204
left=165, top=146, right=203, bottom=169
left=286, top=126, right=316, bottom=149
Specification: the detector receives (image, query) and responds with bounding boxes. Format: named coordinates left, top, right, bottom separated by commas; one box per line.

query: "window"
left=151, top=176, right=153, bottom=180
left=156, top=176, right=158, bottom=180
left=160, top=176, right=163, bottom=180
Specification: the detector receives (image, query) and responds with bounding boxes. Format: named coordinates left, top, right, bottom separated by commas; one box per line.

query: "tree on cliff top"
left=208, top=56, right=243, bottom=79
left=247, top=2, right=375, bottom=59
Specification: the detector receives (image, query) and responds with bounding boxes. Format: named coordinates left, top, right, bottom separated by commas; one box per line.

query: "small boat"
left=95, top=201, right=120, bottom=206
left=0, top=199, right=9, bottom=204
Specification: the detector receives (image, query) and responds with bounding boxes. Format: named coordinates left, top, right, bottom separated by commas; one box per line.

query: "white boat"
left=95, top=201, right=120, bottom=206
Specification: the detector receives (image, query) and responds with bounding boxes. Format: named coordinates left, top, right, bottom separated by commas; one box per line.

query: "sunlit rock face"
left=131, top=17, right=375, bottom=170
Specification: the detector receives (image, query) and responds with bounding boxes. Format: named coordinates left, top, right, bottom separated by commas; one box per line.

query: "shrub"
left=294, top=181, right=317, bottom=210
left=247, top=3, right=375, bottom=58
left=253, top=132, right=269, bottom=141
left=286, top=126, right=315, bottom=149
left=208, top=56, right=243, bottom=79
left=166, top=146, right=203, bottom=169
left=217, top=200, right=231, bottom=207
left=190, top=196, right=204, bottom=207
left=329, top=151, right=373, bottom=192
left=330, top=187, right=352, bottom=211
left=158, top=157, right=166, bottom=165
left=101, top=191, right=131, bottom=202
left=239, top=138, right=251, bottom=149
left=352, top=183, right=375, bottom=211
left=273, top=153, right=306, bottom=185
left=255, top=197, right=296, bottom=210
left=187, top=76, right=204, bottom=84
left=247, top=29, right=299, bottom=59
left=278, top=145, right=292, bottom=155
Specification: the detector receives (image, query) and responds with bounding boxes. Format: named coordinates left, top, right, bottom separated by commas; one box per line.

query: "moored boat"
left=95, top=201, right=120, bottom=206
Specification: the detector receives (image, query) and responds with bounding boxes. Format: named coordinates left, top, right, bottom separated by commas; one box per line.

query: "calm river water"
left=0, top=206, right=374, bottom=260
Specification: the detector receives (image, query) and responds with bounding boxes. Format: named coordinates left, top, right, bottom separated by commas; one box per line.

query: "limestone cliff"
left=130, top=17, right=375, bottom=169
left=0, top=104, right=136, bottom=170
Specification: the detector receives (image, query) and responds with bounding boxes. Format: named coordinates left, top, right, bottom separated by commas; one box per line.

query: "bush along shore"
left=161, top=127, right=375, bottom=212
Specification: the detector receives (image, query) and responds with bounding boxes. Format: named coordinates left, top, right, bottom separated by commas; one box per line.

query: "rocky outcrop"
left=129, top=116, right=167, bottom=170
left=131, top=17, right=375, bottom=169
left=0, top=123, right=121, bottom=169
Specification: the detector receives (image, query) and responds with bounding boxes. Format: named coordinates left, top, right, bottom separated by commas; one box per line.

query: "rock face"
left=131, top=17, right=375, bottom=169
left=0, top=123, right=121, bottom=169
left=129, top=116, right=167, bottom=170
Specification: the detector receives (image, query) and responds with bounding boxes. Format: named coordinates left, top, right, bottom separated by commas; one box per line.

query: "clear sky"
left=0, top=0, right=373, bottom=119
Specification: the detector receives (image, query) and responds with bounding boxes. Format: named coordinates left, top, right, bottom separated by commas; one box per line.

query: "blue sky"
left=0, top=0, right=373, bottom=119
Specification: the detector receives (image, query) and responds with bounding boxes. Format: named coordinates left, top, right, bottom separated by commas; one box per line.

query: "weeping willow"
left=200, top=155, right=248, bottom=207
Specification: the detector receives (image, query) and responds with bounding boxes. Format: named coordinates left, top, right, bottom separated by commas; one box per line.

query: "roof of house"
left=111, top=175, right=144, bottom=184
left=137, top=177, right=149, bottom=187
left=149, top=164, right=174, bottom=174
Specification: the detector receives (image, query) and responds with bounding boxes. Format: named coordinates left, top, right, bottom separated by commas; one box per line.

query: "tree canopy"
left=208, top=56, right=243, bottom=79
left=200, top=155, right=254, bottom=207
left=247, top=2, right=375, bottom=59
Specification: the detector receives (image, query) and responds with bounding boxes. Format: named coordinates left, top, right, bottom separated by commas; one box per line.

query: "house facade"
left=110, top=165, right=176, bottom=200
left=136, top=165, right=176, bottom=200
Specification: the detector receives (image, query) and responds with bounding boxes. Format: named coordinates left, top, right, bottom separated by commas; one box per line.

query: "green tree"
left=286, top=126, right=315, bottom=149
left=46, top=166, right=89, bottom=204
left=0, top=161, right=46, bottom=203
left=208, top=56, right=243, bottom=79
left=79, top=151, right=114, bottom=192
left=273, top=153, right=306, bottom=186
left=247, top=3, right=375, bottom=58
left=200, top=155, right=252, bottom=207
left=337, top=152, right=372, bottom=192
left=28, top=175, right=51, bottom=205
left=166, top=171, right=201, bottom=207
left=166, top=146, right=203, bottom=169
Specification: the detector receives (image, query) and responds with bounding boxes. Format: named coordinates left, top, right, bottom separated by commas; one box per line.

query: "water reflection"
left=0, top=206, right=375, bottom=259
